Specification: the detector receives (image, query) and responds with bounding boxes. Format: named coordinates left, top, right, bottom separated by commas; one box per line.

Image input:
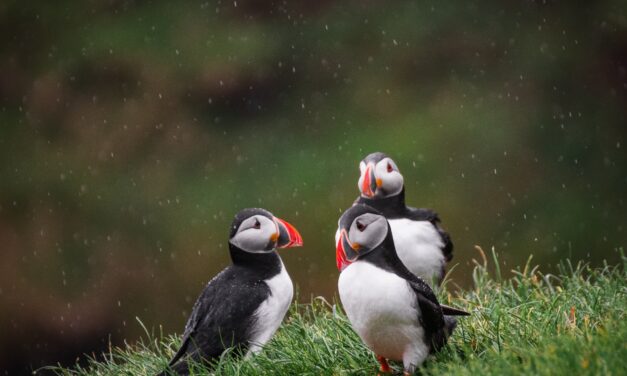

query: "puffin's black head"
left=229, top=208, right=303, bottom=253
left=358, top=152, right=404, bottom=199
left=335, top=204, right=390, bottom=271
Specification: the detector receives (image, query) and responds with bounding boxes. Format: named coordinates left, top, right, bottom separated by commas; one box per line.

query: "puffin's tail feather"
left=443, top=315, right=458, bottom=337
left=430, top=316, right=458, bottom=353
left=441, top=304, right=470, bottom=316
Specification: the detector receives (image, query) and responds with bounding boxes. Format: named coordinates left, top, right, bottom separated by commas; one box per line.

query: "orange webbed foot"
left=376, top=355, right=391, bottom=374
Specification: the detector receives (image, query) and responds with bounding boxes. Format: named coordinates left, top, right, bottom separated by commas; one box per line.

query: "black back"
left=163, top=209, right=283, bottom=374
left=164, top=249, right=281, bottom=374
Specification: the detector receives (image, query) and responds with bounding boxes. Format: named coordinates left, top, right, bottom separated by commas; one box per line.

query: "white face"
left=346, top=213, right=389, bottom=256
left=358, top=157, right=404, bottom=198
left=229, top=215, right=278, bottom=253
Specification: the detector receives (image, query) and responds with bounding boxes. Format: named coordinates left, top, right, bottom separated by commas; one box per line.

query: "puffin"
left=159, top=208, right=303, bottom=375
left=351, top=152, right=453, bottom=286
left=336, top=204, right=468, bottom=375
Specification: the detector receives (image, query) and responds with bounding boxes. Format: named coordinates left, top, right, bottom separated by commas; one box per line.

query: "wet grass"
left=47, top=249, right=627, bottom=375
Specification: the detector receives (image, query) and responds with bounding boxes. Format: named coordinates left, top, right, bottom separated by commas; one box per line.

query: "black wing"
left=406, top=279, right=450, bottom=353
left=405, top=278, right=469, bottom=354
left=369, top=236, right=468, bottom=354
left=167, top=266, right=270, bottom=368
left=166, top=279, right=212, bottom=367
left=406, top=207, right=454, bottom=262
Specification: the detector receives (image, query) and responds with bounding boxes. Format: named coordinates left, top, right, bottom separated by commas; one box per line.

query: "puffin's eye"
left=356, top=220, right=366, bottom=232
left=253, top=219, right=261, bottom=229
left=387, top=163, right=393, bottom=173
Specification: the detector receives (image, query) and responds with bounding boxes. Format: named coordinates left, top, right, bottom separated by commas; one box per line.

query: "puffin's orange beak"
left=336, top=232, right=350, bottom=271
left=360, top=164, right=376, bottom=197
left=273, top=217, right=303, bottom=248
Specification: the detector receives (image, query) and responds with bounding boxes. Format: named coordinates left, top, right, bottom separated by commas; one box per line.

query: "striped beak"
left=360, top=163, right=377, bottom=198
left=273, top=217, right=303, bottom=249
left=336, top=229, right=357, bottom=271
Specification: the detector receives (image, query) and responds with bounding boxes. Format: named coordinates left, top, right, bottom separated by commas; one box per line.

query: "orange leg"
left=376, top=355, right=391, bottom=374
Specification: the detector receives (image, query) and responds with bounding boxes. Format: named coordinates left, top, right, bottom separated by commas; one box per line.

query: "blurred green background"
left=0, top=0, right=625, bottom=373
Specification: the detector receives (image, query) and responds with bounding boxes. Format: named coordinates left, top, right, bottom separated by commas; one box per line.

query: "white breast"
left=338, top=261, right=429, bottom=363
left=388, top=218, right=445, bottom=286
left=247, top=260, right=293, bottom=356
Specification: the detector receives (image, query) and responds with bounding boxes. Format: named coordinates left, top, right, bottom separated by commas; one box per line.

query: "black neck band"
left=357, top=188, right=406, bottom=218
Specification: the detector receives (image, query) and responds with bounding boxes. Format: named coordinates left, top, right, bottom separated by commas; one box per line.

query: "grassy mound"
left=48, top=250, right=627, bottom=375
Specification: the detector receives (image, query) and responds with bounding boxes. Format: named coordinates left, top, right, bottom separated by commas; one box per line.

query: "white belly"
left=247, top=261, right=293, bottom=356
left=388, top=218, right=445, bottom=285
left=338, top=262, right=428, bottom=362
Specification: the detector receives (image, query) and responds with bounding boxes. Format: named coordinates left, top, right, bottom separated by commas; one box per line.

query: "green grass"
left=48, top=250, right=627, bottom=375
